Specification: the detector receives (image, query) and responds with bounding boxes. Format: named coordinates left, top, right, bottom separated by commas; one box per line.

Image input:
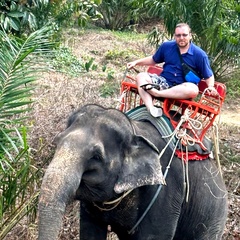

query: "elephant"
left=38, top=104, right=228, bottom=240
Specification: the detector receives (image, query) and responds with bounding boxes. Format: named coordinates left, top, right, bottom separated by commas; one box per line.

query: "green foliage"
left=25, top=0, right=53, bottom=31
left=105, top=49, right=129, bottom=60
left=104, top=48, right=142, bottom=67
left=51, top=47, right=84, bottom=76
left=100, top=69, right=117, bottom=97
left=0, top=0, right=25, bottom=32
left=145, top=0, right=240, bottom=80
left=85, top=57, right=97, bottom=72
left=53, top=0, right=102, bottom=28
left=0, top=0, right=52, bottom=34
left=0, top=128, right=40, bottom=240
left=224, top=70, right=240, bottom=98
left=51, top=47, right=98, bottom=76
left=0, top=25, right=53, bottom=125
left=0, top=0, right=102, bottom=36
left=97, top=0, right=146, bottom=30
left=0, top=25, right=54, bottom=237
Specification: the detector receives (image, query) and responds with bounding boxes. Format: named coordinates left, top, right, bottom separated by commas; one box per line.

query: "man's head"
left=174, top=23, right=192, bottom=48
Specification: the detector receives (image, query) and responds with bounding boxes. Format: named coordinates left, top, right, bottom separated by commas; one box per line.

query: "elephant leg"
left=80, top=202, right=108, bottom=240
left=111, top=226, right=136, bottom=240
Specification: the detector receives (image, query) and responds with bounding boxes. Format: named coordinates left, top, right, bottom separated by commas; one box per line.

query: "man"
left=127, top=23, right=216, bottom=117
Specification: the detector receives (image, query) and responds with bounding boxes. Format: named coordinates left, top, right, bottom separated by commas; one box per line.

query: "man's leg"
left=147, top=82, right=199, bottom=99
left=136, top=72, right=153, bottom=108
left=136, top=72, right=163, bottom=117
left=136, top=72, right=199, bottom=117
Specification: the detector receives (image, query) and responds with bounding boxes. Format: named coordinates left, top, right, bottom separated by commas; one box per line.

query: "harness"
left=102, top=65, right=227, bottom=234
left=94, top=107, right=183, bottom=234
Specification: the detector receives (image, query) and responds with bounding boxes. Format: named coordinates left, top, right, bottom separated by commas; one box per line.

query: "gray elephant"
left=38, top=104, right=228, bottom=240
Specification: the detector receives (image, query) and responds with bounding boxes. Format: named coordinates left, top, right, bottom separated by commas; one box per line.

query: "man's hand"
left=127, top=61, right=137, bottom=69
left=206, top=86, right=218, bottom=96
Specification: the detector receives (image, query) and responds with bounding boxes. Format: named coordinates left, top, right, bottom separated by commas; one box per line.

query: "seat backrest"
left=147, top=66, right=163, bottom=75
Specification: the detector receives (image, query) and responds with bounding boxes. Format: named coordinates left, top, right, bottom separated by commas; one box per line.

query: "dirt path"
left=221, top=107, right=240, bottom=126
left=220, top=99, right=240, bottom=126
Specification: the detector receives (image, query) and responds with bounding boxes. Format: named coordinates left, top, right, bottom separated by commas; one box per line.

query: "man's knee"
left=186, top=83, right=199, bottom=98
left=136, top=72, right=151, bottom=85
left=194, top=88, right=199, bottom=97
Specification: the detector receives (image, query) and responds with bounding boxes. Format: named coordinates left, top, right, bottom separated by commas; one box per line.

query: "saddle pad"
left=126, top=105, right=177, bottom=151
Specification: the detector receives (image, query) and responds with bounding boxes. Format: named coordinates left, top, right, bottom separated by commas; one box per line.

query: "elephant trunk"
left=38, top=146, right=82, bottom=240
left=38, top=200, right=65, bottom=240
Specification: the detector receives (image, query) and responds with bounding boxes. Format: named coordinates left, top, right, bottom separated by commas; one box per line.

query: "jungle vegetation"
left=0, top=0, right=239, bottom=238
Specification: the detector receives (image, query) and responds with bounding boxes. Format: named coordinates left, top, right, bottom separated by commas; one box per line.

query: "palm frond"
left=0, top=25, right=54, bottom=123
left=0, top=26, right=54, bottom=235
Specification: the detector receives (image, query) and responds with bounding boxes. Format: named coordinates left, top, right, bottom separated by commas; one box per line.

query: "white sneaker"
left=149, top=106, right=162, bottom=117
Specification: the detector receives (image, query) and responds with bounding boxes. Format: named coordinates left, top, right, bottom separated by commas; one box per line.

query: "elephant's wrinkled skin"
left=38, top=104, right=228, bottom=240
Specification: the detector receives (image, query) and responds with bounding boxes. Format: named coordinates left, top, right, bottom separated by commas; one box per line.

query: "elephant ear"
left=114, top=135, right=165, bottom=194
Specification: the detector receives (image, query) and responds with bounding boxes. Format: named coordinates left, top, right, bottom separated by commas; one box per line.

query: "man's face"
left=174, top=26, right=192, bottom=48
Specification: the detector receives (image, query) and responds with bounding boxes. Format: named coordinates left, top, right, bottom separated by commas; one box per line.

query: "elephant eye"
left=90, top=145, right=104, bottom=163
left=84, top=154, right=104, bottom=176
left=91, top=154, right=103, bottom=162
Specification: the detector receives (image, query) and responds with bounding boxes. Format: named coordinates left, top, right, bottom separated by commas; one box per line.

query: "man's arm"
left=205, top=75, right=215, bottom=87
left=204, top=75, right=218, bottom=94
left=127, top=56, right=156, bottom=69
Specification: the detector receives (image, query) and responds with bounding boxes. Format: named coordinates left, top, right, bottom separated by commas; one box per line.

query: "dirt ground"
left=5, top=28, right=240, bottom=239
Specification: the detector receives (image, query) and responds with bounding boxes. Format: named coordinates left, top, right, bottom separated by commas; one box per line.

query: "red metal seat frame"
left=119, top=66, right=226, bottom=151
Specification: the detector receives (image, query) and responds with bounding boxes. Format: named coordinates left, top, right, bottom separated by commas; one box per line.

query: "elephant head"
left=38, top=104, right=165, bottom=239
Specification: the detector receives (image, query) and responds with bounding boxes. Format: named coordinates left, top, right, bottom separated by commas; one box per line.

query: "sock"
left=149, top=106, right=162, bottom=117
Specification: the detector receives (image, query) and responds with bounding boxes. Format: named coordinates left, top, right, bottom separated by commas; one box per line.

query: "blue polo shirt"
left=152, top=41, right=213, bottom=86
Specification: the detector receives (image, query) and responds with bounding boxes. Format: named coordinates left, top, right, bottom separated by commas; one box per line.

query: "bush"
left=97, top=0, right=146, bottom=30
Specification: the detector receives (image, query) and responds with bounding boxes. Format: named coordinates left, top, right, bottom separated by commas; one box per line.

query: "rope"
left=115, top=90, right=127, bottom=106
left=162, top=107, right=203, bottom=150
left=116, top=105, right=217, bottom=233
left=97, top=105, right=204, bottom=232
left=161, top=109, right=203, bottom=203
left=212, top=122, right=222, bottom=177
left=103, top=190, right=133, bottom=205
left=180, top=148, right=187, bottom=201
left=179, top=142, right=190, bottom=202
left=93, top=121, right=164, bottom=213
left=93, top=189, right=134, bottom=211
left=202, top=87, right=221, bottom=101
left=185, top=146, right=190, bottom=202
